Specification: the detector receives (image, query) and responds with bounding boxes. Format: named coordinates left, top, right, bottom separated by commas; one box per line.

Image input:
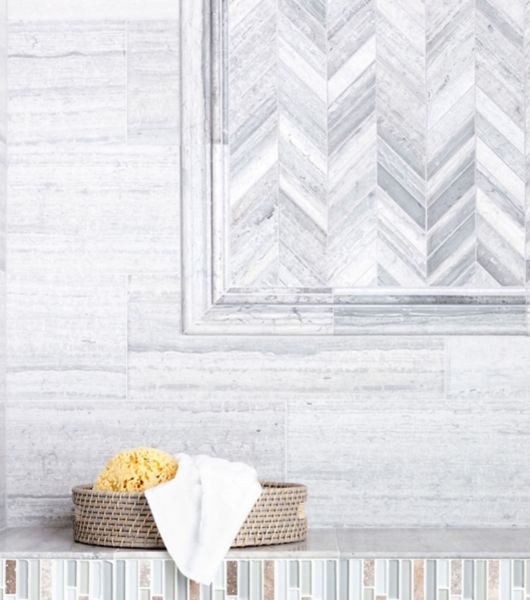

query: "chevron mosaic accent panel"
left=223, top=0, right=530, bottom=290
left=181, top=0, right=530, bottom=334
left=3, top=558, right=530, bottom=600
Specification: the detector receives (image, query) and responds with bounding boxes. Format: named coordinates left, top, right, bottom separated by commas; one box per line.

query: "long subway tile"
left=446, top=337, right=530, bottom=398
left=6, top=398, right=285, bottom=526
left=7, top=273, right=127, bottom=404
left=127, top=21, right=179, bottom=144
left=126, top=279, right=445, bottom=400
left=288, top=397, right=530, bottom=527
left=9, top=21, right=126, bottom=145
left=8, top=144, right=179, bottom=274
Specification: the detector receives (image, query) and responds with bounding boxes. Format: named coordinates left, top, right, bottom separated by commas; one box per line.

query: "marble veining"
left=5, top=6, right=530, bottom=532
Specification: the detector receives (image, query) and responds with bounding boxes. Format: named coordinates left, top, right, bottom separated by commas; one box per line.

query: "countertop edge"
left=3, top=527, right=530, bottom=559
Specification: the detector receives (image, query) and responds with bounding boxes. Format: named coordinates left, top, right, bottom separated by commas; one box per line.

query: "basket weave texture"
left=73, top=481, right=307, bottom=548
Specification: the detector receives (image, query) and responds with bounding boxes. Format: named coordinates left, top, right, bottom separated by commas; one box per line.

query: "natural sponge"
left=93, top=447, right=178, bottom=492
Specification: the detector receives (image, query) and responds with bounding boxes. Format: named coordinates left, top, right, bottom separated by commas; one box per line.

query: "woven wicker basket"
left=72, top=481, right=307, bottom=548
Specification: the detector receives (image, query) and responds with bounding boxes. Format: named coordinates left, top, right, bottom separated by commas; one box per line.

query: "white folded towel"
left=145, top=453, right=262, bottom=584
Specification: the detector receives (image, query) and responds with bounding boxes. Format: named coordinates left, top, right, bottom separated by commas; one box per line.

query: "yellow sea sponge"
left=93, top=447, right=178, bottom=492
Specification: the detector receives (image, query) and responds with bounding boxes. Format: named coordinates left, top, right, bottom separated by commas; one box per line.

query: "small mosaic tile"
left=189, top=579, right=200, bottom=600
left=264, top=561, right=275, bottom=600
left=364, top=561, right=375, bottom=588
left=226, top=561, right=238, bottom=596
left=1, top=559, right=530, bottom=600
left=5, top=560, right=15, bottom=595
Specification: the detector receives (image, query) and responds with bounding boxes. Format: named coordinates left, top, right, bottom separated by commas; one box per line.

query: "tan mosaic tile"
left=3, top=556, right=530, bottom=600
left=190, top=578, right=201, bottom=600
left=5, top=559, right=16, bottom=594
left=226, top=560, right=238, bottom=596
left=264, top=560, right=275, bottom=600
left=39, top=559, right=52, bottom=600
left=139, top=559, right=151, bottom=588
left=451, top=560, right=462, bottom=595
left=414, top=560, right=424, bottom=600
left=488, top=560, right=499, bottom=600
left=364, top=560, right=375, bottom=587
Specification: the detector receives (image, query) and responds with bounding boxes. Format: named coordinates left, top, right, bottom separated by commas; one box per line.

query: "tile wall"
left=4, top=0, right=530, bottom=530
left=0, top=0, right=6, bottom=531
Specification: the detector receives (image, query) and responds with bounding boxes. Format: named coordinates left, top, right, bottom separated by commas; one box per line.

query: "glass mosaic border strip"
left=0, top=558, right=529, bottom=600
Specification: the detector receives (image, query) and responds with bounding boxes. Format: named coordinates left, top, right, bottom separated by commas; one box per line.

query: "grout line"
left=283, top=397, right=288, bottom=482
left=125, top=274, right=130, bottom=404
left=442, top=335, right=449, bottom=400
left=523, top=2, right=529, bottom=314
left=424, top=0, right=428, bottom=286
left=324, top=0, right=329, bottom=290
left=125, top=20, right=129, bottom=144
left=276, top=0, right=280, bottom=286
left=2, top=4, right=7, bottom=532
left=473, top=0, right=478, bottom=277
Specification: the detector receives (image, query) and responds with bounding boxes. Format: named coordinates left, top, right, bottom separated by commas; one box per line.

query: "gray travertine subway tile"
left=127, top=21, right=179, bottom=144
left=128, top=277, right=444, bottom=399
left=8, top=0, right=179, bottom=21
left=129, top=345, right=445, bottom=402
left=128, top=274, right=181, bottom=346
left=446, top=337, right=530, bottom=398
left=8, top=144, right=179, bottom=274
left=6, top=398, right=285, bottom=526
left=287, top=397, right=530, bottom=527
left=9, top=21, right=126, bottom=145
left=7, top=273, right=127, bottom=403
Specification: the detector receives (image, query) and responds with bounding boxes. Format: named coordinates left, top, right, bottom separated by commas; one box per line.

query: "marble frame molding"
left=180, top=0, right=529, bottom=336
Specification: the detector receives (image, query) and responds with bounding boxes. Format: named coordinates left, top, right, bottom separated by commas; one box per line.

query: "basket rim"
left=73, top=481, right=307, bottom=497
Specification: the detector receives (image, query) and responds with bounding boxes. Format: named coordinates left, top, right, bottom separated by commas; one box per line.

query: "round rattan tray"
left=72, top=481, right=307, bottom=548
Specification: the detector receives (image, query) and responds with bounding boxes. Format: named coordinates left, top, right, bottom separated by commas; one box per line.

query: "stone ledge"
left=1, top=527, right=530, bottom=559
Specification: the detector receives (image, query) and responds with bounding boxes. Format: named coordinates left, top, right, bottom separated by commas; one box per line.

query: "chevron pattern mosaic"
left=224, top=0, right=530, bottom=290
left=2, top=558, right=530, bottom=600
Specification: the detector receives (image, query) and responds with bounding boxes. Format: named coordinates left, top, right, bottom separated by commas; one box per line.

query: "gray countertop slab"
left=1, top=527, right=530, bottom=559
left=0, top=527, right=340, bottom=559
left=336, top=528, right=530, bottom=558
